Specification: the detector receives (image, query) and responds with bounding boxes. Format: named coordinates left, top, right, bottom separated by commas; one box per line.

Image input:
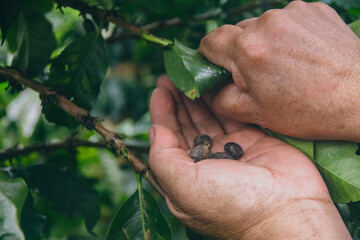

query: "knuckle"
left=286, top=0, right=308, bottom=9
left=259, top=9, right=285, bottom=24
left=200, top=25, right=232, bottom=47
left=310, top=1, right=337, bottom=15
left=234, top=35, right=268, bottom=61
left=259, top=9, right=292, bottom=35
left=309, top=1, right=329, bottom=9
left=200, top=24, right=236, bottom=54
left=199, top=35, right=211, bottom=50
left=210, top=24, right=235, bottom=40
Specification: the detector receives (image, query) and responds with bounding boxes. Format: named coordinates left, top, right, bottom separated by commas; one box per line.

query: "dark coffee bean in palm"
left=224, top=142, right=243, bottom=159
left=207, top=152, right=234, bottom=160
left=193, top=134, right=212, bottom=147
left=189, top=144, right=211, bottom=162
left=356, top=143, right=360, bottom=155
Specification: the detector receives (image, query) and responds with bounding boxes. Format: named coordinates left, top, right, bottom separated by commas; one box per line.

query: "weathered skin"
left=199, top=1, right=360, bottom=142
left=148, top=1, right=357, bottom=239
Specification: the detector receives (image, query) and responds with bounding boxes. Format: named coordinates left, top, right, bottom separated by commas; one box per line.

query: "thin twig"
left=0, top=139, right=150, bottom=161
left=55, top=0, right=142, bottom=37
left=105, top=0, right=285, bottom=43
left=143, top=0, right=286, bottom=31
left=0, top=67, right=165, bottom=198
left=0, top=139, right=107, bottom=161
left=54, top=0, right=171, bottom=47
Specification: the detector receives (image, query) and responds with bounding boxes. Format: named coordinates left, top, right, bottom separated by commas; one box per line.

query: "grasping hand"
left=149, top=76, right=350, bottom=240
left=198, top=1, right=360, bottom=141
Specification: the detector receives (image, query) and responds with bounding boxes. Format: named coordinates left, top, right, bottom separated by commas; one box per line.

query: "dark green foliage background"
left=0, top=0, right=359, bottom=239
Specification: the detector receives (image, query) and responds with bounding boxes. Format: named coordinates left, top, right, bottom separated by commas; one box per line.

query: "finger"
left=176, top=103, right=200, bottom=147
left=157, top=75, right=182, bottom=103
left=149, top=125, right=260, bottom=205
left=150, top=87, right=189, bottom=149
left=202, top=90, right=248, bottom=134
left=198, top=25, right=249, bottom=91
left=157, top=76, right=199, bottom=146
left=149, top=124, right=195, bottom=197
left=182, top=95, right=225, bottom=141
left=202, top=88, right=267, bottom=154
left=211, top=83, right=261, bottom=125
left=236, top=17, right=257, bottom=28
left=149, top=124, right=274, bottom=217
left=217, top=117, right=246, bottom=133
left=198, top=24, right=243, bottom=72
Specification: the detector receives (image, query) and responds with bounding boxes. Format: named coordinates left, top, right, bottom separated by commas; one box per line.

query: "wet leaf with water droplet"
left=164, top=39, right=231, bottom=100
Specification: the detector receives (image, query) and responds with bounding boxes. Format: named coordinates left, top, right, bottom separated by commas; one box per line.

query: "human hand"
left=149, top=76, right=350, bottom=240
left=198, top=1, right=360, bottom=141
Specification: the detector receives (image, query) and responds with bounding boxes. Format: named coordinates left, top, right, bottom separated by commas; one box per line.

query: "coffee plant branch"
left=54, top=0, right=172, bottom=47
left=0, top=138, right=150, bottom=162
left=142, top=0, right=285, bottom=32
left=105, top=0, right=287, bottom=43
left=0, top=139, right=107, bottom=161
left=0, top=66, right=166, bottom=198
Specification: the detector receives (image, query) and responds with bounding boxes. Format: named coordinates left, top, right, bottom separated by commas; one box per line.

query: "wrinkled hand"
left=149, top=76, right=350, bottom=240
left=198, top=1, right=360, bottom=141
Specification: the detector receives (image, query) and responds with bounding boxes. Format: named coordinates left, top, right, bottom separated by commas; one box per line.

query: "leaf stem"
left=54, top=0, right=172, bottom=47
left=0, top=66, right=166, bottom=199
left=141, top=32, right=172, bottom=47
left=136, top=174, right=147, bottom=240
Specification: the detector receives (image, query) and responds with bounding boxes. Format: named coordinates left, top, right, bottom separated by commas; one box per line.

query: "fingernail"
left=149, top=126, right=155, bottom=145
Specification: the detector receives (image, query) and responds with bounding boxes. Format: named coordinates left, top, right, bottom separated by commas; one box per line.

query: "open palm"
left=149, top=76, right=340, bottom=239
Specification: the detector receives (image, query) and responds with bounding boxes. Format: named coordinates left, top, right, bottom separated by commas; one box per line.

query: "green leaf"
left=19, top=165, right=100, bottom=233
left=262, top=129, right=360, bottom=203
left=43, top=32, right=108, bottom=128
left=186, top=227, right=204, bottom=240
left=106, top=189, right=172, bottom=240
left=325, top=0, right=360, bottom=9
left=173, top=0, right=198, bottom=18
left=11, top=11, right=57, bottom=76
left=5, top=16, right=19, bottom=53
left=263, top=129, right=314, bottom=160
left=49, top=32, right=108, bottom=109
left=314, top=141, right=360, bottom=203
left=168, top=215, right=189, bottom=240
left=42, top=102, right=78, bottom=129
left=348, top=7, right=360, bottom=16
left=137, top=0, right=172, bottom=15
left=0, top=0, right=23, bottom=44
left=0, top=171, right=28, bottom=240
left=45, top=32, right=108, bottom=127
left=164, top=39, right=230, bottom=100
left=205, top=19, right=220, bottom=34
left=22, top=0, right=53, bottom=14
left=349, top=19, right=360, bottom=38
left=20, top=194, right=46, bottom=240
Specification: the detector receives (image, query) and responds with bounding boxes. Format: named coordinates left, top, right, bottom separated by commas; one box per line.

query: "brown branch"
left=54, top=0, right=172, bottom=47
left=142, top=0, right=286, bottom=31
left=141, top=8, right=223, bottom=32
left=0, top=139, right=107, bottom=161
left=0, top=139, right=149, bottom=161
left=105, top=0, right=286, bottom=43
left=226, top=0, right=285, bottom=15
left=55, top=0, right=143, bottom=37
left=0, top=67, right=165, bottom=198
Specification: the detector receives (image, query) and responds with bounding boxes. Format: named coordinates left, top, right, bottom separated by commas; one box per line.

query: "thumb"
left=211, top=83, right=259, bottom=124
left=149, top=124, right=193, bottom=182
left=149, top=124, right=181, bottom=149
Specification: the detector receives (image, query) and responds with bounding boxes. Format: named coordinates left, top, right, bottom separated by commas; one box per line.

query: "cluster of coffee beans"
left=189, top=134, right=243, bottom=162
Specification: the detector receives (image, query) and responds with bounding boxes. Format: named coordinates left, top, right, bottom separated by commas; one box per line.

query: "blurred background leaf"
left=0, top=0, right=359, bottom=239
left=0, top=171, right=27, bottom=240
